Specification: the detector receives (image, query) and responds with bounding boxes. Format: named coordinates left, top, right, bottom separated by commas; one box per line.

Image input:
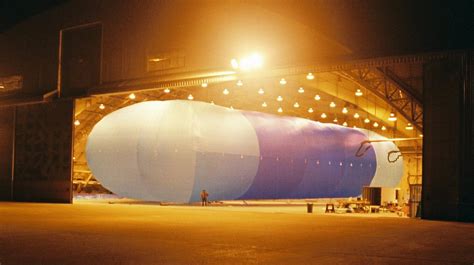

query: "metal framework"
left=338, top=67, right=423, bottom=131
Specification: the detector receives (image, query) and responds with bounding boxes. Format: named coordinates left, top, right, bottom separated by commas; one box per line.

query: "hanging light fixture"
left=230, top=58, right=239, bottom=69
left=298, top=87, right=304, bottom=93
left=405, top=123, right=414, bottom=130
left=308, top=107, right=314, bottom=113
left=164, top=88, right=171, bottom=93
left=74, top=120, right=80, bottom=126
left=321, top=113, right=327, bottom=119
left=364, top=118, right=370, bottom=123
left=293, top=102, right=300, bottom=108
left=261, top=102, right=267, bottom=107
left=258, top=88, right=264, bottom=95
left=329, top=101, right=336, bottom=108
left=128, top=93, right=136, bottom=100
left=342, top=121, right=348, bottom=127
left=279, top=78, right=287, bottom=85
left=355, top=89, right=363, bottom=97
left=353, top=113, right=360, bottom=119
left=388, top=112, right=397, bottom=121
left=353, top=125, right=357, bottom=128
left=314, top=95, right=321, bottom=101
left=201, top=82, right=208, bottom=88
left=229, top=106, right=234, bottom=110
left=236, top=80, right=243, bottom=86
left=306, top=72, right=315, bottom=80
left=277, top=107, right=283, bottom=113
left=277, top=95, right=283, bottom=102
left=373, top=122, right=379, bottom=128
left=187, top=94, right=194, bottom=100
left=223, top=88, right=229, bottom=95
left=333, top=117, right=338, bottom=123
left=99, top=104, right=105, bottom=110
left=381, top=126, right=387, bottom=131
left=342, top=107, right=348, bottom=114
left=210, top=101, right=215, bottom=105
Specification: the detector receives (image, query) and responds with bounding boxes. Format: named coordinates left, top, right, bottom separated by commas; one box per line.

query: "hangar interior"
left=72, top=59, right=424, bottom=216
left=0, top=1, right=471, bottom=222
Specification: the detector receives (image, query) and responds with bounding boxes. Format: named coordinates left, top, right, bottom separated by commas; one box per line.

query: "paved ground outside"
left=0, top=202, right=473, bottom=265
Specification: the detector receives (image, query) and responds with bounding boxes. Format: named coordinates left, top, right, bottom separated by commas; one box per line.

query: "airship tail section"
left=360, top=130, right=404, bottom=188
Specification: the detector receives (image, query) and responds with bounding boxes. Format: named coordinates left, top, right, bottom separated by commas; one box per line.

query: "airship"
left=86, top=100, right=403, bottom=202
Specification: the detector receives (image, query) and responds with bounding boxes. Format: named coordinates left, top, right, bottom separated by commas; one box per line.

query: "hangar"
left=0, top=0, right=472, bottom=222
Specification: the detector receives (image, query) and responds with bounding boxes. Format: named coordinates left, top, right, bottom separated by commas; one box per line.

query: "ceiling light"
left=164, top=88, right=171, bottom=93
left=229, top=106, right=234, bottom=110
left=343, top=122, right=348, bottom=127
left=277, top=96, right=283, bottom=102
left=128, top=93, right=136, bottom=100
left=419, top=134, right=423, bottom=137
left=373, top=122, right=379, bottom=128
left=230, top=58, right=239, bottom=69
left=321, top=113, right=327, bottom=119
left=277, top=107, right=283, bottom=113
left=99, top=104, right=105, bottom=110
left=353, top=125, right=357, bottom=128
left=74, top=120, right=80, bottom=126
left=406, top=123, right=414, bottom=130
left=364, top=118, right=370, bottom=123
left=333, top=118, right=338, bottom=123
left=306, top=72, right=315, bottom=80
left=329, top=102, right=336, bottom=108
left=342, top=107, right=348, bottom=114
left=187, top=94, right=194, bottom=100
left=210, top=101, right=215, bottom=105
left=298, top=87, right=304, bottom=93
left=279, top=78, right=287, bottom=85
left=258, top=88, right=264, bottom=95
left=353, top=113, right=360, bottom=119
left=201, top=83, right=208, bottom=88
left=388, top=112, right=397, bottom=121
left=293, top=102, right=300, bottom=108
left=381, top=126, right=387, bottom=131
left=314, top=95, right=321, bottom=101
left=236, top=80, right=243, bottom=86
left=308, top=107, right=314, bottom=113
left=262, top=102, right=267, bottom=107
left=355, top=89, right=363, bottom=97
left=223, top=88, right=229, bottom=95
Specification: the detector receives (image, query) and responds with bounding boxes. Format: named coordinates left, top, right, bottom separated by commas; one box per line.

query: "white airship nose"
left=86, top=100, right=260, bottom=202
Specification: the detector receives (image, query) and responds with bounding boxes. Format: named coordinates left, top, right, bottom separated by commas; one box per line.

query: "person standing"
left=200, top=189, right=209, bottom=206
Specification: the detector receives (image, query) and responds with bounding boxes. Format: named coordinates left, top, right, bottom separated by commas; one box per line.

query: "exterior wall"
left=0, top=0, right=349, bottom=98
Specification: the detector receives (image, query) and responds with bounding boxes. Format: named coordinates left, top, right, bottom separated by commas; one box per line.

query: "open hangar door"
left=72, top=54, right=427, bottom=218
left=0, top=100, right=74, bottom=203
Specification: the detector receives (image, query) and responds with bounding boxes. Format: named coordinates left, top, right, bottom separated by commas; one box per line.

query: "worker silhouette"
left=200, top=189, right=209, bottom=206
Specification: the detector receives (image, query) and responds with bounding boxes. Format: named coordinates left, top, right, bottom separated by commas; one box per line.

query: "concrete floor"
left=0, top=202, right=473, bottom=265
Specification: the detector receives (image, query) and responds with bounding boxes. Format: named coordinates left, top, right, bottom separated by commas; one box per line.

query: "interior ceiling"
left=73, top=65, right=423, bottom=189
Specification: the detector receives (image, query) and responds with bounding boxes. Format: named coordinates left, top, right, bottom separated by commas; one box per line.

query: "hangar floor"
left=0, top=202, right=473, bottom=265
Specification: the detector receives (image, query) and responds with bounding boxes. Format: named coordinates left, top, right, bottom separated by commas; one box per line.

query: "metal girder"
left=338, top=68, right=423, bottom=132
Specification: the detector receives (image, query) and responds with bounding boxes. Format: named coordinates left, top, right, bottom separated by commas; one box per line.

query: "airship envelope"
left=86, top=100, right=403, bottom=202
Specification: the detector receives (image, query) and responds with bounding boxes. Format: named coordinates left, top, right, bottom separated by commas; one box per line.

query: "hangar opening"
left=72, top=59, right=424, bottom=217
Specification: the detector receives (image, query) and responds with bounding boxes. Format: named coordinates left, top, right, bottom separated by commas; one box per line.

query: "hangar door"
left=12, top=100, right=74, bottom=203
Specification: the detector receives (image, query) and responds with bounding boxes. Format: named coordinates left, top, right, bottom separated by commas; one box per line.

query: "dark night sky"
left=0, top=0, right=472, bottom=55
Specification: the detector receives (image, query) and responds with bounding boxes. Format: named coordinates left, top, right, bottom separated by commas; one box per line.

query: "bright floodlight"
left=230, top=53, right=263, bottom=71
